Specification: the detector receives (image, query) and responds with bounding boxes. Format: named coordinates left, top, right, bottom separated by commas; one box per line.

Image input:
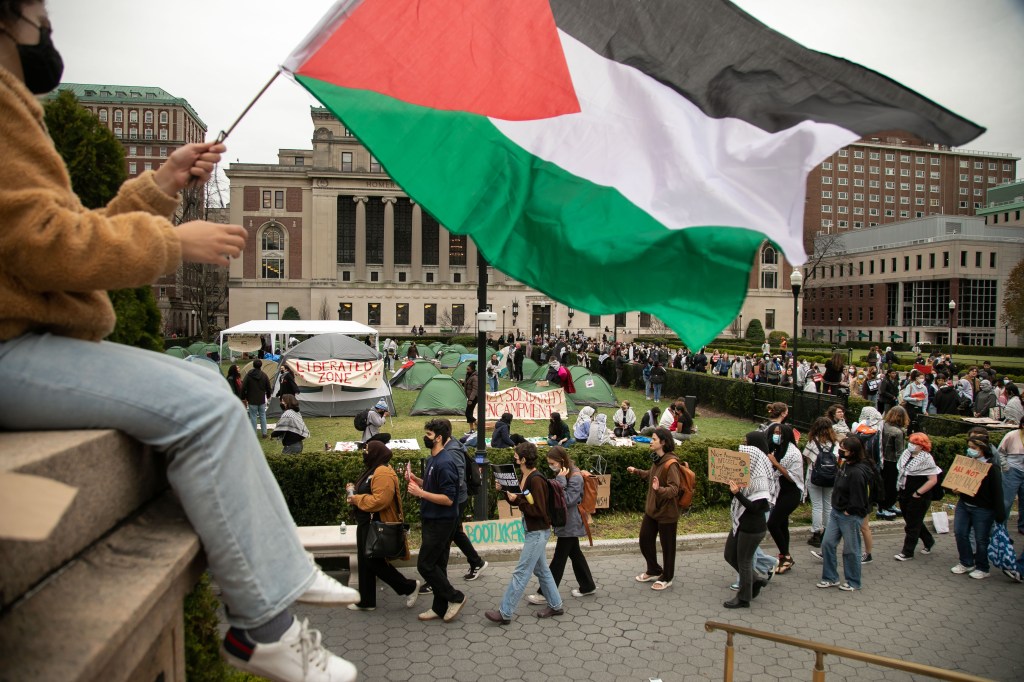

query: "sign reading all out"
left=941, top=455, right=991, bottom=496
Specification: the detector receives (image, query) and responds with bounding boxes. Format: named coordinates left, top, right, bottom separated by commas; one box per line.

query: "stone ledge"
left=0, top=430, right=166, bottom=608
left=0, top=493, right=204, bottom=682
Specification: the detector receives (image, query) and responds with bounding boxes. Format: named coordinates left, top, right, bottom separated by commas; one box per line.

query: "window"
left=854, top=165, right=863, bottom=173
left=869, top=166, right=879, bottom=174
left=365, top=199, right=384, bottom=264
left=900, top=155, right=910, bottom=163
left=915, top=156, right=924, bottom=164
left=838, top=178, right=848, bottom=185
left=870, top=260, right=875, bottom=274
left=274, top=190, right=284, bottom=209
left=915, top=198, right=924, bottom=206
left=266, top=302, right=279, bottom=321
left=885, top=209, right=894, bottom=217
left=975, top=252, right=982, bottom=267
left=930, top=171, right=940, bottom=179
left=838, top=150, right=848, bottom=157
left=869, top=194, right=879, bottom=202
left=988, top=162, right=997, bottom=170
left=453, top=273, right=461, bottom=283
left=159, top=129, right=167, bottom=140
left=870, top=180, right=880, bottom=188
left=869, top=152, right=880, bottom=160
left=761, top=271, right=777, bottom=289
left=369, top=155, right=381, bottom=173
left=421, top=211, right=439, bottom=265
left=341, top=152, right=353, bottom=171
left=449, top=233, right=467, bottom=266
left=959, top=188, right=969, bottom=195
left=900, top=210, right=909, bottom=218
left=370, top=271, right=379, bottom=282
left=854, top=151, right=864, bottom=159
left=393, top=200, right=412, bottom=265
left=339, top=302, right=353, bottom=321
left=853, top=193, right=863, bottom=201
left=159, top=146, right=167, bottom=158
left=128, top=145, right=137, bottom=156
left=930, top=199, right=939, bottom=207
left=114, top=110, right=123, bottom=123
left=425, top=272, right=434, bottom=283
left=903, top=256, right=910, bottom=271
left=589, top=314, right=601, bottom=327
left=144, top=111, right=153, bottom=124
left=129, top=128, right=138, bottom=139
left=451, top=304, right=465, bottom=327
left=838, top=192, right=848, bottom=200
left=262, top=190, right=272, bottom=209
left=916, top=254, right=922, bottom=270
left=900, top=183, right=910, bottom=190
left=367, top=303, right=381, bottom=326
left=821, top=205, right=832, bottom=212
left=128, top=162, right=137, bottom=174
left=761, top=245, right=777, bottom=264
left=822, top=191, right=832, bottom=198
left=900, top=169, right=909, bottom=176
left=261, top=224, right=285, bottom=279
left=821, top=219, right=832, bottom=228
left=838, top=164, right=848, bottom=171
left=395, top=303, right=409, bottom=326
left=143, top=162, right=152, bottom=171
left=880, top=259, right=886, bottom=273
left=822, top=177, right=832, bottom=184
left=885, top=195, right=895, bottom=203
left=336, top=195, right=356, bottom=264
left=974, top=161, right=983, bottom=169
left=294, top=156, right=304, bottom=166
left=855, top=179, right=865, bottom=187
left=868, top=208, right=877, bottom=216
left=885, top=154, right=895, bottom=161
left=900, top=197, right=910, bottom=205
left=129, top=110, right=138, bottom=123
left=838, top=220, right=848, bottom=228
left=822, top=162, right=832, bottom=170
left=990, top=252, right=996, bottom=268
left=959, top=201, right=968, bottom=208
left=398, top=272, right=407, bottom=282
left=765, top=309, right=775, bottom=330
left=915, top=170, right=925, bottom=178
left=915, top=184, right=924, bottom=192
left=973, top=175, right=983, bottom=182
left=159, top=111, right=168, bottom=124
left=98, top=109, right=107, bottom=122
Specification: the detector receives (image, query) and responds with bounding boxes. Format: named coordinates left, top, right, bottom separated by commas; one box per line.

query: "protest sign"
left=594, top=474, right=611, bottom=509
left=941, top=455, right=991, bottom=496
left=484, top=386, right=566, bottom=420
left=496, top=499, right=521, bottom=519
left=707, top=448, right=750, bottom=486
left=492, top=463, right=523, bottom=494
left=462, top=517, right=525, bottom=546
left=287, top=358, right=384, bottom=388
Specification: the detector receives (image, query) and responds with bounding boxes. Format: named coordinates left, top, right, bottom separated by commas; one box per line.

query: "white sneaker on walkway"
left=406, top=580, right=421, bottom=609
left=222, top=617, right=357, bottom=682
left=571, top=588, right=597, bottom=597
left=443, top=597, right=467, bottom=622
left=950, top=563, right=974, bottom=575
left=296, top=568, right=360, bottom=605
left=526, top=593, right=547, bottom=605
left=968, top=569, right=990, bottom=580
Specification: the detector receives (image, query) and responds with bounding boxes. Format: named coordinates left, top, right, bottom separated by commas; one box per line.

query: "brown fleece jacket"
left=0, top=66, right=182, bottom=342
left=636, top=454, right=683, bottom=522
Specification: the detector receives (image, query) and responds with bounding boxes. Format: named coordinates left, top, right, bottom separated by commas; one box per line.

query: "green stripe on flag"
left=297, top=75, right=768, bottom=347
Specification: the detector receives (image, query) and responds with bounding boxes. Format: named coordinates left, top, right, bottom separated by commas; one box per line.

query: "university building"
left=50, top=83, right=218, bottom=337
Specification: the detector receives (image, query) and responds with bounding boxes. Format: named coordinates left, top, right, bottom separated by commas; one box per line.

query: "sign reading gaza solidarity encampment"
left=492, top=463, right=523, bottom=494
left=485, top=387, right=567, bottom=420
left=941, top=455, right=991, bottom=496
left=286, top=358, right=384, bottom=388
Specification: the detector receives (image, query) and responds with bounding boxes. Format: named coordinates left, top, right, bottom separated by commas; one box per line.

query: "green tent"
left=390, top=360, right=441, bottom=390
left=417, top=344, right=438, bottom=359
left=438, top=350, right=463, bottom=368
left=445, top=344, right=469, bottom=355
left=569, top=371, right=618, bottom=407
left=428, top=341, right=443, bottom=351
left=408, top=375, right=467, bottom=416
left=164, top=346, right=188, bottom=359
left=521, top=357, right=539, bottom=378
left=398, top=342, right=410, bottom=358
left=187, top=341, right=207, bottom=355
left=528, top=363, right=551, bottom=381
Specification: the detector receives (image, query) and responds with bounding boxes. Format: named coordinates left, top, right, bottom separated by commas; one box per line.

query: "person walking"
left=344, top=440, right=421, bottom=610
left=527, top=447, right=597, bottom=605
left=878, top=406, right=910, bottom=519
left=893, top=433, right=941, bottom=561
left=463, top=361, right=479, bottom=433
left=271, top=394, right=308, bottom=454
left=447, top=427, right=488, bottom=581
left=363, top=399, right=389, bottom=442
left=226, top=364, right=243, bottom=401
left=803, top=417, right=838, bottom=548
left=405, top=419, right=468, bottom=622
left=951, top=428, right=1006, bottom=579
left=877, top=368, right=901, bottom=415
left=627, top=428, right=683, bottom=591
left=817, top=436, right=873, bottom=591
left=486, top=443, right=566, bottom=623
left=241, top=359, right=272, bottom=438
left=765, top=423, right=804, bottom=574
left=723, top=432, right=776, bottom=608
left=899, top=369, right=928, bottom=431
left=998, top=422, right=1024, bottom=537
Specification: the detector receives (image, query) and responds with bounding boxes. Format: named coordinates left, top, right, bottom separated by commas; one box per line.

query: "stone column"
left=382, top=196, right=397, bottom=283
left=310, top=187, right=336, bottom=280
left=354, top=196, right=368, bottom=282
left=411, top=201, right=422, bottom=281
left=466, top=236, right=478, bottom=284
left=439, top=225, right=450, bottom=283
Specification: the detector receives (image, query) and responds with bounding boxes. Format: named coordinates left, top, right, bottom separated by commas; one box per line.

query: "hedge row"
left=266, top=434, right=973, bottom=528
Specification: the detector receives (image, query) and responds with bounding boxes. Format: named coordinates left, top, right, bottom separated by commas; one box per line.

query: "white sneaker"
left=443, top=597, right=467, bottom=622
left=968, top=569, right=990, bottom=580
left=222, top=618, right=357, bottom=682
left=526, top=593, right=547, bottom=605
left=296, top=568, right=360, bottom=605
left=950, top=563, right=974, bottom=575
left=406, top=580, right=421, bottom=609
left=571, top=588, right=597, bottom=597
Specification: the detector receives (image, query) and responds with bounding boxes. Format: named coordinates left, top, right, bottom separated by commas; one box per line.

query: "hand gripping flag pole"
left=214, top=70, right=281, bottom=143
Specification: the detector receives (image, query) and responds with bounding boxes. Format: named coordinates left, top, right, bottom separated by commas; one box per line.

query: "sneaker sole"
left=464, top=562, right=489, bottom=581
left=295, top=587, right=360, bottom=605
left=221, top=647, right=357, bottom=682
left=443, top=599, right=467, bottom=622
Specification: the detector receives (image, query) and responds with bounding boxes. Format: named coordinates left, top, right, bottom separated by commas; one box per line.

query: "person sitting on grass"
left=547, top=412, right=574, bottom=447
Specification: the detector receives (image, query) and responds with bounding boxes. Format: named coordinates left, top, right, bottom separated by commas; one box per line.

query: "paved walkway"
left=296, top=527, right=1022, bottom=682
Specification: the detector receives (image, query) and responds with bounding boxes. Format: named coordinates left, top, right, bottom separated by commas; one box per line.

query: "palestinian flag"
left=284, top=0, right=982, bottom=348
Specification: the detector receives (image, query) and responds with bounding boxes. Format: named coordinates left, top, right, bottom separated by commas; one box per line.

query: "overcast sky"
left=50, top=0, right=1024, bottom=181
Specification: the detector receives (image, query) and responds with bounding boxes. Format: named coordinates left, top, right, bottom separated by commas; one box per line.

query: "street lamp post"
left=511, top=299, right=519, bottom=336
left=790, top=270, right=803, bottom=390
left=502, top=307, right=506, bottom=338
left=949, top=300, right=956, bottom=348
left=568, top=308, right=574, bottom=328
left=837, top=315, right=842, bottom=348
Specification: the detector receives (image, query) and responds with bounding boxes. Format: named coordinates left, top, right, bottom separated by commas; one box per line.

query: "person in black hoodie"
left=817, top=436, right=873, bottom=591
left=951, top=428, right=1005, bottom=579
left=877, top=368, right=901, bottom=415
left=932, top=375, right=960, bottom=415
left=491, top=412, right=517, bottom=449
left=241, top=359, right=272, bottom=438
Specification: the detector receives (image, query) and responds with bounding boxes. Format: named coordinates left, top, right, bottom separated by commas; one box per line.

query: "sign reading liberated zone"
left=492, top=463, right=523, bottom=494
left=941, top=455, right=991, bottom=496
left=707, top=448, right=750, bottom=486
left=485, top=387, right=567, bottom=420
left=287, top=358, right=384, bottom=387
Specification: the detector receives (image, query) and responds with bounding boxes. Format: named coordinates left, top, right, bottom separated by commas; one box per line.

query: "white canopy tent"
left=219, top=320, right=379, bottom=358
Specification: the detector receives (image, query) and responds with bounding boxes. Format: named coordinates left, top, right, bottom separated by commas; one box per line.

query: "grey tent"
left=408, top=375, right=467, bottom=416
left=268, top=333, right=395, bottom=418
left=390, top=359, right=441, bottom=390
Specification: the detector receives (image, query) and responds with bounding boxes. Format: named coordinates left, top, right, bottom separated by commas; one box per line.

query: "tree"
left=745, top=318, right=765, bottom=343
left=317, top=298, right=331, bottom=320
left=438, top=306, right=463, bottom=334
left=801, top=232, right=846, bottom=293
left=283, top=306, right=301, bottom=320
left=174, top=176, right=230, bottom=341
left=648, top=316, right=670, bottom=335
left=44, top=91, right=163, bottom=351
left=1002, top=258, right=1024, bottom=335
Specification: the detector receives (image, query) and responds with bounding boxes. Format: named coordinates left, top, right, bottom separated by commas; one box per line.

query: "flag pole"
left=215, top=70, right=282, bottom=143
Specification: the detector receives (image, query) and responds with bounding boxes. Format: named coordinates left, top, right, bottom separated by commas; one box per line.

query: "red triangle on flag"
left=294, top=0, right=579, bottom=121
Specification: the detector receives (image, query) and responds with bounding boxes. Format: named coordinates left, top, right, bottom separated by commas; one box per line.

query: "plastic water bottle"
left=340, top=522, right=347, bottom=535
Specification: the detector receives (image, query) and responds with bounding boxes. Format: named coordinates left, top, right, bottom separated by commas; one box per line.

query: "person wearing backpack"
left=878, top=406, right=910, bottom=520
left=446, top=423, right=488, bottom=581
left=893, top=433, right=941, bottom=561
left=527, top=447, right=597, bottom=606
left=803, top=417, right=839, bottom=548
left=361, top=399, right=388, bottom=442
left=485, top=443, right=565, bottom=624
left=626, top=428, right=683, bottom=591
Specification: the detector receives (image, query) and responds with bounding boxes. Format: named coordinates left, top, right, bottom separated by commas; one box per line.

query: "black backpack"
left=810, top=441, right=838, bottom=487
left=354, top=410, right=370, bottom=432
left=463, top=450, right=481, bottom=496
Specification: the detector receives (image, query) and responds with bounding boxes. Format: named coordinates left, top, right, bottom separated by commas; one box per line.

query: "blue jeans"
left=653, top=383, right=663, bottom=401
left=954, top=501, right=994, bottom=572
left=500, top=528, right=562, bottom=619
left=643, top=377, right=651, bottom=398
left=488, top=376, right=499, bottom=393
left=248, top=402, right=268, bottom=436
left=821, top=509, right=863, bottom=588
left=547, top=437, right=575, bottom=447
left=0, top=334, right=315, bottom=629
left=1003, top=467, right=1024, bottom=533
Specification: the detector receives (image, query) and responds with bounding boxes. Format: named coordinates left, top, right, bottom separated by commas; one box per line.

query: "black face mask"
left=5, top=16, right=64, bottom=94
left=423, top=436, right=437, bottom=450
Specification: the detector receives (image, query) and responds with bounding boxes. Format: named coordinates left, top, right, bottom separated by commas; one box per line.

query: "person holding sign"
left=950, top=428, right=1005, bottom=579
left=627, top=428, right=684, bottom=591
left=817, top=436, right=873, bottom=591
left=485, top=443, right=565, bottom=624
left=893, top=433, right=941, bottom=561
left=722, top=432, right=776, bottom=609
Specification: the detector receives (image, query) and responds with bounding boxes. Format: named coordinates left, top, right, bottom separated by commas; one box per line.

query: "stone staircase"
left=0, top=430, right=205, bottom=682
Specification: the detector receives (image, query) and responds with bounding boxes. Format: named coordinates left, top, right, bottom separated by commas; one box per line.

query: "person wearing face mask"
left=817, top=436, right=873, bottom=591
left=951, top=428, right=1005, bottom=579
left=405, top=419, right=468, bottom=622
left=526, top=446, right=597, bottom=605
left=626, top=428, right=683, bottom=591
left=0, top=3, right=369, bottom=681
left=722, top=431, right=776, bottom=608
left=893, top=433, right=941, bottom=561
left=899, top=369, right=928, bottom=432
left=344, top=440, right=420, bottom=610
left=765, top=423, right=804, bottom=574
left=270, top=394, right=308, bottom=454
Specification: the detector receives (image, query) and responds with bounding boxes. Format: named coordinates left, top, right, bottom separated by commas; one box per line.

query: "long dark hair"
left=548, top=412, right=564, bottom=438
left=652, top=427, right=676, bottom=453
left=744, top=430, right=771, bottom=454
left=839, top=436, right=866, bottom=464
left=355, top=440, right=393, bottom=491
left=767, top=422, right=796, bottom=458
left=807, top=417, right=836, bottom=447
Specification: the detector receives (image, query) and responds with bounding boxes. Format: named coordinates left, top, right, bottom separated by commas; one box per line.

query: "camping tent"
left=267, top=333, right=395, bottom=418
left=408, top=375, right=467, bottom=416
left=183, top=355, right=220, bottom=374
left=528, top=363, right=552, bottom=381
left=437, top=350, right=463, bottom=368
left=567, top=371, right=618, bottom=407
left=390, top=360, right=441, bottom=390
left=241, top=359, right=278, bottom=382
left=521, top=357, right=539, bottom=378
left=451, top=359, right=477, bottom=383
left=219, top=320, right=378, bottom=364
left=165, top=346, right=188, bottom=359
left=416, top=345, right=437, bottom=359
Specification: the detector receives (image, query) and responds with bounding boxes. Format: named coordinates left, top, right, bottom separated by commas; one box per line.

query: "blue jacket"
left=421, top=446, right=461, bottom=520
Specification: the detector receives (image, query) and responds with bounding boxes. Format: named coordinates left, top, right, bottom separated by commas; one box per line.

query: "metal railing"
left=751, top=382, right=847, bottom=431
left=704, top=621, right=994, bottom=682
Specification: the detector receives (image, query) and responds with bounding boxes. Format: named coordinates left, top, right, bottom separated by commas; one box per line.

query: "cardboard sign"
left=462, top=517, right=525, bottom=546
left=492, top=464, right=524, bottom=494
left=287, top=358, right=384, bottom=388
left=708, top=448, right=751, bottom=486
left=594, top=474, right=611, bottom=509
left=496, top=499, right=522, bottom=519
left=941, top=455, right=992, bottom=496
left=484, top=386, right=567, bottom=420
